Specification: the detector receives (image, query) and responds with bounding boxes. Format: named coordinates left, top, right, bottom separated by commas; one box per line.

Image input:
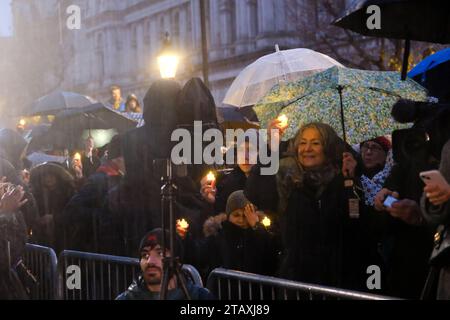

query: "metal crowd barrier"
left=23, top=244, right=398, bottom=301
left=23, top=243, right=58, bottom=300
left=57, top=250, right=203, bottom=300
left=206, top=268, right=400, bottom=300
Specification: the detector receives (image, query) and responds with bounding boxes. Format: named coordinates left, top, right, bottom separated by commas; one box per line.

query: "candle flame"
left=206, top=171, right=216, bottom=182
left=262, top=217, right=271, bottom=228
left=19, top=119, right=26, bottom=126
left=177, top=219, right=189, bottom=230
left=278, top=114, right=288, bottom=127
left=73, top=153, right=81, bottom=161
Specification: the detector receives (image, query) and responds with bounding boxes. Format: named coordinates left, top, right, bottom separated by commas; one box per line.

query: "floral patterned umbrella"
left=254, top=66, right=428, bottom=145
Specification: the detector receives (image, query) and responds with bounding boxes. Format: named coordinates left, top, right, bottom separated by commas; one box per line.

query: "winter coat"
left=81, top=154, right=101, bottom=179
left=276, top=158, right=370, bottom=291
left=244, top=125, right=371, bottom=290
left=420, top=139, right=450, bottom=299
left=121, top=79, right=218, bottom=244
left=29, top=163, right=76, bottom=252
left=421, top=140, right=450, bottom=226
left=115, top=276, right=213, bottom=300
left=382, top=159, right=436, bottom=299
left=62, top=163, right=122, bottom=254
left=190, top=220, right=278, bottom=280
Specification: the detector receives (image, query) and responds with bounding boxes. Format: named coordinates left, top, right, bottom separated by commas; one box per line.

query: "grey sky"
left=0, top=0, right=12, bottom=37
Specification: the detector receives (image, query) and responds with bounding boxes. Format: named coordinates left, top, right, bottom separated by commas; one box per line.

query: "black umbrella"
left=334, top=0, right=450, bottom=79
left=32, top=103, right=138, bottom=150
left=26, top=90, right=97, bottom=116
left=216, top=106, right=259, bottom=130
left=51, top=103, right=137, bottom=133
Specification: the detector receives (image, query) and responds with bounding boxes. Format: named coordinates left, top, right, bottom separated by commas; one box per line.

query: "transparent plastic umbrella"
left=222, top=46, right=344, bottom=108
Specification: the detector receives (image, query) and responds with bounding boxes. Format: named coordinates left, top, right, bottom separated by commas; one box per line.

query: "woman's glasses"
left=361, top=143, right=384, bottom=153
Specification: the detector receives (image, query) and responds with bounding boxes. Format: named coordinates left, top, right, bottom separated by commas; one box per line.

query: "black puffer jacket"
left=193, top=220, right=278, bottom=279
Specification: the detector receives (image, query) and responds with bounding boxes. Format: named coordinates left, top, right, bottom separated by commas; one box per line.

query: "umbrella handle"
left=337, top=85, right=347, bottom=143
left=401, top=39, right=411, bottom=81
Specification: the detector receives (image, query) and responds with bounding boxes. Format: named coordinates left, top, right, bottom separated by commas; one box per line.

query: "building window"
left=219, top=0, right=236, bottom=46
left=248, top=0, right=258, bottom=38
left=159, top=15, right=165, bottom=41
left=131, top=24, right=137, bottom=48
left=144, top=19, right=151, bottom=44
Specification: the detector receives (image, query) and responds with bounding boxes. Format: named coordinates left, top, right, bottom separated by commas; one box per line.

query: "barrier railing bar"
left=207, top=268, right=400, bottom=301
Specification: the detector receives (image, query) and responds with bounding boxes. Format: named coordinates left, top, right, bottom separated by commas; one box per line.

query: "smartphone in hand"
left=383, top=195, right=399, bottom=208
left=420, top=170, right=449, bottom=189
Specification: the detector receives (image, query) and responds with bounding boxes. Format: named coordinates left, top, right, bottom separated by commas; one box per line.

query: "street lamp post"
left=157, top=32, right=179, bottom=79
left=199, top=0, right=209, bottom=88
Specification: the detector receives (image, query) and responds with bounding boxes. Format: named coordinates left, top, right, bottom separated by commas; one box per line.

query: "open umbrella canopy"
left=26, top=90, right=97, bottom=116
left=334, top=0, right=450, bottom=79
left=30, top=103, right=138, bottom=151
left=334, top=0, right=450, bottom=43
left=254, top=66, right=428, bottom=145
left=26, top=152, right=66, bottom=168
left=408, top=48, right=450, bottom=103
left=223, top=47, right=344, bottom=108
left=51, top=103, right=137, bottom=133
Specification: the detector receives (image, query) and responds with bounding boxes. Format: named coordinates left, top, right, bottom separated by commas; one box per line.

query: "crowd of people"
left=1, top=78, right=449, bottom=300
left=107, top=85, right=143, bottom=114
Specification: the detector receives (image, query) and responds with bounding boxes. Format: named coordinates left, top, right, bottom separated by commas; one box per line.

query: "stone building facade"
left=9, top=0, right=342, bottom=109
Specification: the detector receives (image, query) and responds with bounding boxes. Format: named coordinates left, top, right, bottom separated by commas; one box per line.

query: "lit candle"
left=262, top=216, right=271, bottom=228
left=206, top=171, right=216, bottom=183
left=278, top=114, right=288, bottom=127
left=73, top=152, right=81, bottom=161
left=19, top=119, right=26, bottom=126
left=177, top=219, right=189, bottom=231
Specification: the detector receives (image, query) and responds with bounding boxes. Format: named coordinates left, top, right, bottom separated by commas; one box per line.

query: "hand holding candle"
left=73, top=152, right=81, bottom=162
left=277, top=114, right=288, bottom=128
left=176, top=218, right=189, bottom=239
left=206, top=171, right=216, bottom=189
left=262, top=216, right=271, bottom=228
left=201, top=171, right=217, bottom=204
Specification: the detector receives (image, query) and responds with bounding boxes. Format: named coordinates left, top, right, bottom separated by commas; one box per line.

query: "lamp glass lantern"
left=157, top=32, right=179, bottom=79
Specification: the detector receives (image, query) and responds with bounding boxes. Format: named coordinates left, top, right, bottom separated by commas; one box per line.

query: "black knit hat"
left=138, top=228, right=184, bottom=260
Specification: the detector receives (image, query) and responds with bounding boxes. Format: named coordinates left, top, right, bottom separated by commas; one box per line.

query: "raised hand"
left=244, top=203, right=259, bottom=228
left=424, top=183, right=450, bottom=206
left=342, top=152, right=357, bottom=178
left=0, top=185, right=28, bottom=213
left=200, top=174, right=217, bottom=204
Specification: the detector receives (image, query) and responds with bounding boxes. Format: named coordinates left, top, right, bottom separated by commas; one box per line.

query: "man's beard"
left=146, top=276, right=161, bottom=285
left=144, top=266, right=162, bottom=285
